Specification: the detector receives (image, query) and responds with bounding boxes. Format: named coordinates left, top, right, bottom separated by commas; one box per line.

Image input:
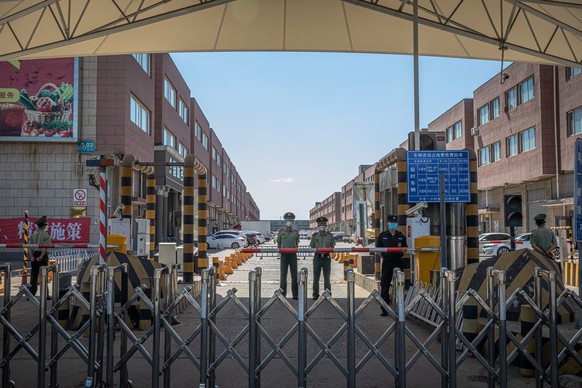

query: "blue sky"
left=171, top=52, right=503, bottom=220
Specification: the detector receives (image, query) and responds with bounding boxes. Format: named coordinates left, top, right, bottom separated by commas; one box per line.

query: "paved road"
left=0, top=243, right=551, bottom=387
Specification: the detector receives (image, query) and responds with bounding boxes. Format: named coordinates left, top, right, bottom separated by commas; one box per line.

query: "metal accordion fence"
left=1, top=263, right=582, bottom=387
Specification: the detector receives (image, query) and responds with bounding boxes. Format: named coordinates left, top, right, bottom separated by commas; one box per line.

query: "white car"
left=481, top=232, right=560, bottom=259
left=205, top=235, right=224, bottom=250
left=213, top=233, right=248, bottom=249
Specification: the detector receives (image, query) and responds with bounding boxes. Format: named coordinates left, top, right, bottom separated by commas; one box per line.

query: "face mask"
left=285, top=221, right=293, bottom=227
left=318, top=225, right=326, bottom=232
left=388, top=223, right=398, bottom=231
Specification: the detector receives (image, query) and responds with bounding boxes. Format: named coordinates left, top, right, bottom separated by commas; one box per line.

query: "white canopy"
left=1, top=0, right=582, bottom=66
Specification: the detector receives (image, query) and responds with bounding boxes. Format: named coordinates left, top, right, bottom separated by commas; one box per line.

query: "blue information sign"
left=407, top=150, right=470, bottom=203
left=575, top=138, right=582, bottom=246
left=77, top=140, right=95, bottom=154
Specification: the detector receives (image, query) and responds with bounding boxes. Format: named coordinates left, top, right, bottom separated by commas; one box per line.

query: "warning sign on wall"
left=73, top=189, right=87, bottom=206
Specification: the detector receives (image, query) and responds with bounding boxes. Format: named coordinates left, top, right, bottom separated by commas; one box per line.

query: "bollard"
left=343, top=258, right=349, bottom=281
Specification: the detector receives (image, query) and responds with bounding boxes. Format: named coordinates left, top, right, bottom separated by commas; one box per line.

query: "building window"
left=132, top=54, right=150, bottom=75
left=217, top=153, right=221, bottom=167
left=195, top=121, right=202, bottom=141
left=164, top=77, right=176, bottom=108
left=446, top=126, right=453, bottom=143
left=479, top=146, right=490, bottom=166
left=506, top=88, right=517, bottom=111
left=212, top=146, right=217, bottom=161
left=178, top=142, right=188, bottom=157
left=491, top=98, right=500, bottom=119
left=179, top=99, right=189, bottom=124
left=163, top=127, right=175, bottom=149
left=130, top=95, right=150, bottom=134
left=566, top=67, right=582, bottom=80
left=519, top=127, right=536, bottom=152
left=202, top=133, right=208, bottom=150
left=212, top=175, right=217, bottom=190
left=567, top=107, right=582, bottom=136
left=491, top=141, right=501, bottom=162
left=453, top=121, right=462, bottom=138
left=478, top=104, right=490, bottom=126
left=519, top=77, right=534, bottom=104
left=506, top=134, right=518, bottom=157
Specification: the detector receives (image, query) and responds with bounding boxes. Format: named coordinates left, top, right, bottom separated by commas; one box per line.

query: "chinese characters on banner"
left=0, top=217, right=90, bottom=243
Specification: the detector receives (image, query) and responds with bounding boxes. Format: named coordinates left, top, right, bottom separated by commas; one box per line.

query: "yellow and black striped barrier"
left=146, top=174, right=156, bottom=260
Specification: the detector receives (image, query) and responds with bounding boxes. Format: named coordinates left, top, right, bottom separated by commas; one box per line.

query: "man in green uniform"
left=309, top=216, right=335, bottom=300
left=530, top=213, right=557, bottom=259
left=29, top=215, right=51, bottom=296
left=277, top=212, right=300, bottom=299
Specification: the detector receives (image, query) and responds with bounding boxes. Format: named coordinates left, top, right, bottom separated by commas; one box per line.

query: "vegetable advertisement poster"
left=0, top=58, right=78, bottom=142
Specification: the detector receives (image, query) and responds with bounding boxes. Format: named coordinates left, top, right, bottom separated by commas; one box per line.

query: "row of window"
left=478, top=127, right=536, bottom=166
left=477, top=76, right=535, bottom=126
left=446, top=121, right=462, bottom=142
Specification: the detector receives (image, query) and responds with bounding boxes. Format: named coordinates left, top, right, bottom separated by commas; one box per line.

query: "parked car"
left=213, top=230, right=247, bottom=239
left=481, top=232, right=560, bottom=259
left=332, top=232, right=347, bottom=242
left=478, top=232, right=512, bottom=251
left=206, top=235, right=224, bottom=250
left=213, top=233, right=248, bottom=249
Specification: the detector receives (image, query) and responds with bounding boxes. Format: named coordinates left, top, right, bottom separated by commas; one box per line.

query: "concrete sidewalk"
left=0, top=248, right=549, bottom=387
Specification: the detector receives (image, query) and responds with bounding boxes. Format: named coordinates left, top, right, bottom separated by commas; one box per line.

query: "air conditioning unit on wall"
left=470, top=127, right=479, bottom=136
left=408, top=131, right=446, bottom=150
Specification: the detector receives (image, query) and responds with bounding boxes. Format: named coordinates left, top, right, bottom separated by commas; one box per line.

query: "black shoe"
left=380, top=310, right=388, bottom=316
left=312, top=295, right=319, bottom=300
left=292, top=296, right=298, bottom=300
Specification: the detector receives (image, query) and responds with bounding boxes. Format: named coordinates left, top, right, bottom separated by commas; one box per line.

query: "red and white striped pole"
left=99, top=169, right=107, bottom=264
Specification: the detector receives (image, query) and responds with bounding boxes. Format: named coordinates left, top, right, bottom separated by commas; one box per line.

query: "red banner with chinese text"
left=0, top=217, right=91, bottom=243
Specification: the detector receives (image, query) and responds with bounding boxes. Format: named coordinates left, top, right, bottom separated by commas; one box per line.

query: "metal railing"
left=1, top=263, right=581, bottom=387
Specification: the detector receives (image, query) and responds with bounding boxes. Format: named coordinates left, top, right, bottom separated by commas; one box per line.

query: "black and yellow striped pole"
left=121, top=155, right=134, bottom=220
left=146, top=174, right=156, bottom=260
left=183, top=155, right=208, bottom=282
left=466, top=148, right=479, bottom=264
left=374, top=168, right=381, bottom=281
left=183, top=156, right=195, bottom=282
left=196, top=160, right=208, bottom=272
left=22, top=210, right=29, bottom=285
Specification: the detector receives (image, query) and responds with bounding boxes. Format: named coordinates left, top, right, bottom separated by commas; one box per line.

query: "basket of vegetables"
left=19, top=82, right=74, bottom=137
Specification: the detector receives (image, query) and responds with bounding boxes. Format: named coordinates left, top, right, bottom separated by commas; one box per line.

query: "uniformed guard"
left=309, top=216, right=335, bottom=300
left=277, top=212, right=300, bottom=299
left=530, top=213, right=558, bottom=259
left=375, top=215, right=407, bottom=316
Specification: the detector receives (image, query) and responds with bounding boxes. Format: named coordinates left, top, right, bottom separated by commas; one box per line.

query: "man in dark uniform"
left=309, top=216, right=335, bottom=300
left=277, top=212, right=300, bottom=299
left=375, top=215, right=407, bottom=316
left=531, top=213, right=558, bottom=259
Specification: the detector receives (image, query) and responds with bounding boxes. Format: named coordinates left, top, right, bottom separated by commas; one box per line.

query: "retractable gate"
left=1, top=263, right=582, bottom=387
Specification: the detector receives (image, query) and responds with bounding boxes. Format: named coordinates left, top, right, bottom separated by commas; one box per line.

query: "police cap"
left=387, top=215, right=398, bottom=223
left=316, top=216, right=328, bottom=224
left=533, top=213, right=547, bottom=224
left=36, top=215, right=47, bottom=227
left=283, top=212, right=296, bottom=220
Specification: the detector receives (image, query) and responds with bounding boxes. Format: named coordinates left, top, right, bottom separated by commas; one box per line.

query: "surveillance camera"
left=502, top=72, right=510, bottom=80
left=114, top=203, right=125, bottom=220
left=405, top=201, right=428, bottom=215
